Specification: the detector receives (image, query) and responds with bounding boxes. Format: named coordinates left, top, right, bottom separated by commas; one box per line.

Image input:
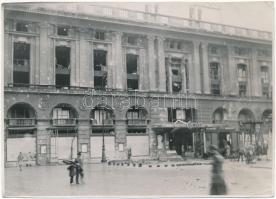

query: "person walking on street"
left=17, top=152, right=24, bottom=171
left=76, top=152, right=84, bottom=181
left=209, top=145, right=227, bottom=195
left=67, top=162, right=76, bottom=184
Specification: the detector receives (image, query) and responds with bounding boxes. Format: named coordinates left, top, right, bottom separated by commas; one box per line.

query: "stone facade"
left=4, top=4, right=272, bottom=165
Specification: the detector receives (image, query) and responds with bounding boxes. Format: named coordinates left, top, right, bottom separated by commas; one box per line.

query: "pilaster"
left=251, top=48, right=261, bottom=97
left=4, top=32, right=12, bottom=86
left=39, top=23, right=52, bottom=85
left=192, top=41, right=202, bottom=94
left=114, top=119, right=127, bottom=160
left=36, top=120, right=51, bottom=166
left=227, top=46, right=238, bottom=96
left=77, top=119, right=91, bottom=163
left=147, top=35, right=156, bottom=91
left=112, top=32, right=125, bottom=90
left=79, top=28, right=92, bottom=87
left=139, top=48, right=147, bottom=90
left=149, top=127, right=158, bottom=158
left=157, top=36, right=166, bottom=92
left=200, top=42, right=210, bottom=94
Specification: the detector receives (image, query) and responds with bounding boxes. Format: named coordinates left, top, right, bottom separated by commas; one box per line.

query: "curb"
left=107, top=161, right=212, bottom=168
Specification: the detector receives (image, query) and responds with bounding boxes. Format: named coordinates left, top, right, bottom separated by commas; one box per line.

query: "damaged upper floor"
left=4, top=6, right=273, bottom=98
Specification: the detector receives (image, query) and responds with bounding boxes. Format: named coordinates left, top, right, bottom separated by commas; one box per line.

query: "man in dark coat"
left=67, top=163, right=76, bottom=184
left=209, top=145, right=227, bottom=195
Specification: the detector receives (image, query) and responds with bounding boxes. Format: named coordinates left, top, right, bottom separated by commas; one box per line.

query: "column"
left=250, top=48, right=261, bottom=97
left=4, top=32, right=12, bottom=85
left=192, top=41, right=201, bottom=94
left=114, top=119, right=127, bottom=160
left=166, top=56, right=172, bottom=93
left=79, top=29, right=92, bottom=87
left=107, top=43, right=113, bottom=89
left=200, top=42, right=210, bottom=94
left=36, top=120, right=51, bottom=165
left=157, top=37, right=166, bottom=92
left=227, top=46, right=238, bottom=95
left=70, top=39, right=77, bottom=87
left=39, top=23, right=52, bottom=85
left=181, top=56, right=187, bottom=93
left=147, top=35, right=156, bottom=91
left=112, top=32, right=126, bottom=90
left=139, top=48, right=147, bottom=90
left=30, top=37, right=36, bottom=85
left=77, top=119, right=91, bottom=163
left=34, top=35, right=40, bottom=85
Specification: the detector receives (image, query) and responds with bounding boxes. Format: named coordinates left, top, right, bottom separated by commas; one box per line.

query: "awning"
left=46, top=126, right=78, bottom=131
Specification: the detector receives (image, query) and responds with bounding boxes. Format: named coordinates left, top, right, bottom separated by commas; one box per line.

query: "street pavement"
left=4, top=160, right=273, bottom=197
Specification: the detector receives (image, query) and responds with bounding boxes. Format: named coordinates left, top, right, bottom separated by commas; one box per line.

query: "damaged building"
left=3, top=3, right=272, bottom=165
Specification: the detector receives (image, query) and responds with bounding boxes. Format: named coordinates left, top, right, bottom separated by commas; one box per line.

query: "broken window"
left=237, top=64, right=247, bottom=78
left=127, top=79, right=138, bottom=90
left=127, top=35, right=138, bottom=46
left=127, top=54, right=139, bottom=90
left=261, top=66, right=269, bottom=82
left=168, top=108, right=197, bottom=122
left=55, top=46, right=70, bottom=88
left=172, top=82, right=181, bottom=92
left=211, top=83, right=220, bottom=95
left=94, top=76, right=107, bottom=89
left=209, top=62, right=220, bottom=80
left=16, top=22, right=29, bottom=32
left=13, top=42, right=30, bottom=85
left=95, top=31, right=105, bottom=40
left=56, top=46, right=70, bottom=68
left=127, top=54, right=138, bottom=74
left=91, top=108, right=113, bottom=125
left=171, top=58, right=182, bottom=93
left=94, top=50, right=107, bottom=71
left=239, top=83, right=247, bottom=97
left=57, top=26, right=69, bottom=36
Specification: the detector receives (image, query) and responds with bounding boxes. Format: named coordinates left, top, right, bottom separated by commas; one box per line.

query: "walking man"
left=209, top=145, right=227, bottom=195
left=17, top=152, right=24, bottom=171
left=76, top=152, right=84, bottom=182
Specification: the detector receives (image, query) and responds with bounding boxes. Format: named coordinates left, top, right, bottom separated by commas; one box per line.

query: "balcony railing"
left=127, top=118, right=147, bottom=126
left=52, top=118, right=77, bottom=126
left=8, top=118, right=36, bottom=126
left=13, top=59, right=30, bottom=72
left=91, top=119, right=113, bottom=126
left=5, top=4, right=272, bottom=41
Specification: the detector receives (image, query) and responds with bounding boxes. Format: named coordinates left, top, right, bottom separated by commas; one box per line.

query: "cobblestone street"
left=4, top=160, right=273, bottom=197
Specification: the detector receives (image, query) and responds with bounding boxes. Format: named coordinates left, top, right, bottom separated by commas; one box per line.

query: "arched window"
left=51, top=103, right=78, bottom=126
left=212, top=108, right=225, bottom=123
left=91, top=106, right=113, bottom=125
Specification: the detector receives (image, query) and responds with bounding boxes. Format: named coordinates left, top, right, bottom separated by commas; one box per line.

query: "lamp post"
left=101, top=108, right=107, bottom=163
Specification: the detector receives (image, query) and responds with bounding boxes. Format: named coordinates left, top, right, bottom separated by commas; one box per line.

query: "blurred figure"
left=209, top=145, right=227, bottom=195
left=67, top=162, right=76, bottom=184
left=76, top=152, right=84, bottom=182
left=17, top=152, right=24, bottom=171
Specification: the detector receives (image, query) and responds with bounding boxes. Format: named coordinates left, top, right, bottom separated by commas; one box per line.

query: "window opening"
left=237, top=64, right=247, bottom=78
left=55, top=46, right=70, bottom=88
left=127, top=35, right=138, bottom=45
left=13, top=42, right=30, bottom=85
left=94, top=76, right=107, bottom=89
left=94, top=50, right=107, bottom=71
left=95, top=31, right=105, bottom=40
left=239, top=83, right=247, bottom=97
left=16, top=22, right=29, bottom=32
left=57, top=26, right=69, bottom=36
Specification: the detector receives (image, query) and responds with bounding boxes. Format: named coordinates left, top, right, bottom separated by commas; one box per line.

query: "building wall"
left=4, top=5, right=272, bottom=164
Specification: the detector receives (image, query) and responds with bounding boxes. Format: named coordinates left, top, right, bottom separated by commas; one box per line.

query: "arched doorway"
left=90, top=105, right=115, bottom=161
left=50, top=103, right=78, bottom=161
left=238, top=108, right=255, bottom=147
left=6, top=103, right=37, bottom=164
left=126, top=106, right=149, bottom=157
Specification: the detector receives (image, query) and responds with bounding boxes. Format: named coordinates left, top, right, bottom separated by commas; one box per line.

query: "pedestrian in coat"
left=209, top=145, right=227, bottom=195
left=76, top=152, right=84, bottom=179
left=67, top=163, right=76, bottom=184
left=17, top=152, right=24, bottom=171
